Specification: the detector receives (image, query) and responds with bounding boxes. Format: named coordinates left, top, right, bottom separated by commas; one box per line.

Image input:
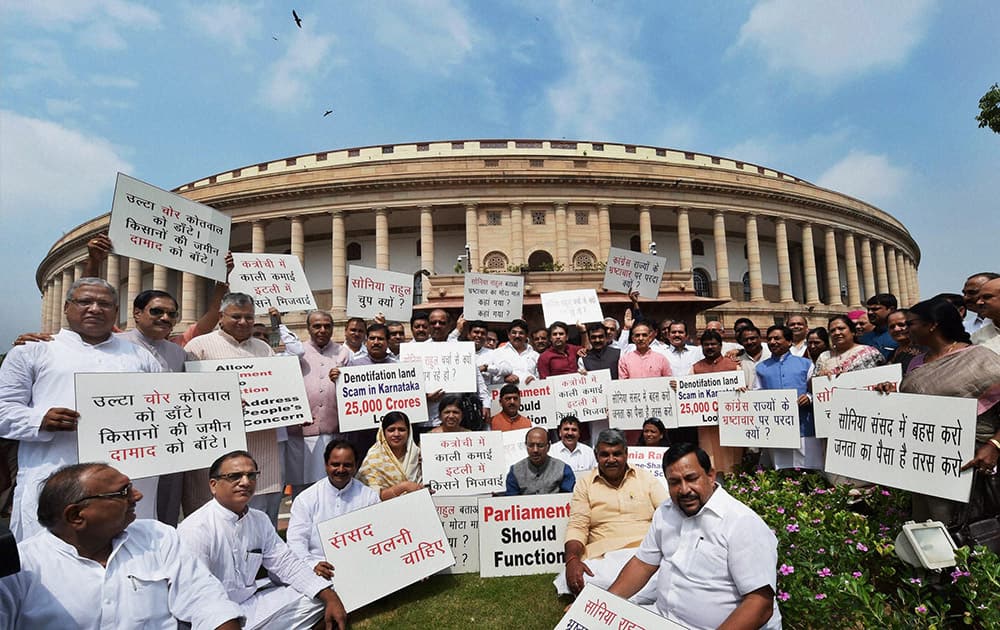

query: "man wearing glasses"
left=179, top=450, right=348, bottom=630
left=0, top=278, right=161, bottom=541
left=0, top=462, right=243, bottom=628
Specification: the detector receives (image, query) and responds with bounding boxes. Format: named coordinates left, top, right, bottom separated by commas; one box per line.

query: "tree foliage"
left=976, top=83, right=1000, bottom=134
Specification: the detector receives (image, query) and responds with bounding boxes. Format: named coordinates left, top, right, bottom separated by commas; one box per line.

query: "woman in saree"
left=357, top=411, right=424, bottom=501
left=815, top=314, right=885, bottom=376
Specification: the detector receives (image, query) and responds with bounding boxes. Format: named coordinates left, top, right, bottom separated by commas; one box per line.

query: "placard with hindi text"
left=602, top=247, right=667, bottom=299
left=549, top=369, right=612, bottom=424
left=812, top=364, right=902, bottom=438
left=346, top=265, right=413, bottom=321
left=229, top=253, right=316, bottom=314
left=556, top=583, right=684, bottom=630
left=718, top=389, right=801, bottom=449
left=464, top=273, right=524, bottom=322
left=398, top=341, right=477, bottom=393
left=540, top=289, right=604, bottom=327
left=433, top=495, right=480, bottom=574
left=607, top=377, right=676, bottom=430
left=421, top=431, right=506, bottom=496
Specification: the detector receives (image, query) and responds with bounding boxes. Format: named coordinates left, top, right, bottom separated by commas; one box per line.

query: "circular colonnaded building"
left=36, top=139, right=921, bottom=339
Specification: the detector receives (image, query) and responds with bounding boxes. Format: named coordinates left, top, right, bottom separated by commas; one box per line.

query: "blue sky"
left=2, top=0, right=998, bottom=346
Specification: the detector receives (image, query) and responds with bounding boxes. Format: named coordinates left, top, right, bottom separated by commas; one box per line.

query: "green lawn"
left=349, top=572, right=571, bottom=629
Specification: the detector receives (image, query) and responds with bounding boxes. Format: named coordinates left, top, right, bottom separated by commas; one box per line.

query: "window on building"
left=416, top=239, right=421, bottom=257
left=575, top=211, right=589, bottom=225
left=532, top=211, right=546, bottom=225
left=693, top=268, right=711, bottom=297
left=347, top=242, right=362, bottom=261
left=743, top=244, right=748, bottom=259
left=484, top=251, right=509, bottom=272
left=691, top=238, right=705, bottom=256
left=742, top=272, right=751, bottom=301
left=528, top=250, right=554, bottom=271
left=486, top=211, right=501, bottom=226
left=629, top=235, right=641, bottom=252
left=573, top=250, right=597, bottom=270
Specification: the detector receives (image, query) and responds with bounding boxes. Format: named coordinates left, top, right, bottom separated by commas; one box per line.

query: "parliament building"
left=36, top=139, right=921, bottom=338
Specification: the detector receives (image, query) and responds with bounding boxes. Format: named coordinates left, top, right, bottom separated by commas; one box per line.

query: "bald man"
left=505, top=427, right=575, bottom=496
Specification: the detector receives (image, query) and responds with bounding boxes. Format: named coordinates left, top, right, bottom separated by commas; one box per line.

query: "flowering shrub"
left=726, top=469, right=1000, bottom=629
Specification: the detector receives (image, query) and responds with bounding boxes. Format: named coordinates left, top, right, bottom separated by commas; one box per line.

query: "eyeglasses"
left=224, top=314, right=256, bottom=323
left=68, top=298, right=116, bottom=310
left=148, top=307, right=179, bottom=319
left=77, top=483, right=133, bottom=503
left=212, top=471, right=260, bottom=483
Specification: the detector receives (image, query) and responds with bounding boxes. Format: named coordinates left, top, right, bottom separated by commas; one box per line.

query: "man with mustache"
left=609, top=443, right=780, bottom=630
left=555, top=429, right=667, bottom=602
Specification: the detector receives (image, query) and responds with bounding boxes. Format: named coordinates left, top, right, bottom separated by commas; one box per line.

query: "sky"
left=1, top=0, right=998, bottom=347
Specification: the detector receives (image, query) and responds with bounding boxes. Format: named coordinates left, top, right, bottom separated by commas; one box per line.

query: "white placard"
left=229, top=253, right=316, bottom=314
left=557, top=583, right=684, bottom=630
left=336, top=363, right=427, bottom=432
left=108, top=173, right=230, bottom=281
left=398, top=341, right=477, bottom=393
left=812, top=363, right=902, bottom=438
left=346, top=265, right=413, bottom=321
left=184, top=356, right=310, bottom=432
left=717, top=390, right=801, bottom=448
left=464, top=273, right=524, bottom=322
left=628, top=447, right=669, bottom=490
left=317, top=489, right=453, bottom=612
left=824, top=389, right=975, bottom=502
left=602, top=246, right=667, bottom=299
left=607, top=377, right=676, bottom=430
left=433, top=496, right=481, bottom=574
left=674, top=371, right=745, bottom=427
left=550, top=370, right=612, bottom=423
left=478, top=494, right=572, bottom=577
left=502, top=428, right=531, bottom=470
left=421, top=431, right=506, bottom=495
left=489, top=381, right=558, bottom=429
left=540, top=289, right=604, bottom=327
left=75, top=372, right=246, bottom=479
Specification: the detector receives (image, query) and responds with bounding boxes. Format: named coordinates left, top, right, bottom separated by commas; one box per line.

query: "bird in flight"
left=292, top=10, right=302, bottom=28
left=323, top=110, right=334, bottom=117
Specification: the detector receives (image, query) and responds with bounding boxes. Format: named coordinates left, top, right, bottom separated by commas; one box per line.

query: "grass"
left=348, top=572, right=571, bottom=629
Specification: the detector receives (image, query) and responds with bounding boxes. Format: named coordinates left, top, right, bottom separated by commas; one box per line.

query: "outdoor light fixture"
left=894, top=520, right=958, bottom=570
left=649, top=241, right=657, bottom=256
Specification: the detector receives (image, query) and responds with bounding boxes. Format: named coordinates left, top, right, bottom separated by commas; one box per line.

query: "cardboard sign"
left=317, top=489, right=453, bottom=611
left=602, top=247, right=667, bottom=299
left=398, top=341, right=477, bottom=393
left=433, top=495, right=481, bottom=574
left=336, top=363, right=427, bottom=431
left=109, top=173, right=230, bottom=281
left=502, top=428, right=531, bottom=471
left=627, top=447, right=669, bottom=490
left=346, top=265, right=413, bottom=321
left=478, top=494, right=572, bottom=577
left=812, top=363, right=902, bottom=438
left=717, top=389, right=801, bottom=449
left=556, top=583, right=685, bottom=630
left=184, top=356, right=310, bottom=431
left=421, top=431, right=506, bottom=495
left=229, top=253, right=316, bottom=314
left=549, top=369, right=612, bottom=423
left=608, top=377, right=676, bottom=430
left=824, top=389, right=975, bottom=502
left=464, top=273, right=524, bottom=322
left=673, top=371, right=745, bottom=427
left=540, top=289, right=604, bottom=327
left=489, top=381, right=558, bottom=429
left=75, top=372, right=246, bottom=479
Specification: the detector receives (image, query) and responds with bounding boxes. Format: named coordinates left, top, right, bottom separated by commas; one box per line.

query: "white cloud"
left=4, top=40, right=73, bottom=89
left=44, top=98, right=82, bottom=117
left=816, top=151, right=908, bottom=205
left=717, top=127, right=854, bottom=178
left=90, top=75, right=139, bottom=89
left=257, top=30, right=335, bottom=111
left=184, top=1, right=263, bottom=53
left=3, top=0, right=160, bottom=51
left=369, top=0, right=479, bottom=72
left=0, top=110, right=133, bottom=222
left=736, top=0, right=935, bottom=82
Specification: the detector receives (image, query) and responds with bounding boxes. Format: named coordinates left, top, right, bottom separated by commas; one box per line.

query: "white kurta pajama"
left=286, top=477, right=380, bottom=565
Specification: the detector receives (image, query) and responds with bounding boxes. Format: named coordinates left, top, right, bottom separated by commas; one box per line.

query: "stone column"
left=509, top=203, right=524, bottom=267
left=465, top=203, right=479, bottom=273
left=774, top=218, right=793, bottom=303
left=859, top=236, right=876, bottom=299
left=824, top=226, right=843, bottom=306
left=712, top=211, right=731, bottom=300
left=73, top=262, right=84, bottom=282
left=842, top=233, right=861, bottom=308
left=554, top=202, right=569, bottom=267
left=745, top=214, right=765, bottom=302
left=181, top=272, right=197, bottom=325
left=331, top=211, right=346, bottom=319
left=252, top=220, right=267, bottom=253
left=51, top=274, right=64, bottom=332
left=106, top=253, right=120, bottom=297
left=40, top=283, right=51, bottom=333
left=677, top=208, right=692, bottom=271
left=895, top=251, right=910, bottom=306
left=886, top=246, right=900, bottom=298
left=874, top=241, right=889, bottom=294
left=153, top=264, right=168, bottom=291
left=801, top=223, right=821, bottom=306
left=638, top=205, right=652, bottom=254
left=374, top=208, right=389, bottom=270
left=195, top=277, right=206, bottom=316
left=910, top=259, right=921, bottom=301
left=127, top=258, right=142, bottom=319
left=290, top=217, right=305, bottom=264
left=597, top=204, right=611, bottom=262
left=419, top=206, right=435, bottom=273
left=61, top=268, right=74, bottom=328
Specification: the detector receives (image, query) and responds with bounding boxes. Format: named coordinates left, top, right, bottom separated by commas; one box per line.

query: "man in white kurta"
left=178, top=450, right=347, bottom=630
left=0, top=462, right=242, bottom=629
left=0, top=279, right=161, bottom=540
left=550, top=416, right=597, bottom=472
left=287, top=440, right=380, bottom=568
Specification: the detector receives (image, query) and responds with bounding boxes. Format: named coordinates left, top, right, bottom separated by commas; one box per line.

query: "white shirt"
left=550, top=441, right=597, bottom=472
left=491, top=343, right=539, bottom=383
left=476, top=345, right=511, bottom=385
left=0, top=329, right=161, bottom=539
left=964, top=311, right=990, bottom=335
left=178, top=499, right=330, bottom=605
left=662, top=344, right=704, bottom=376
left=789, top=340, right=808, bottom=358
left=0, top=520, right=241, bottom=629
left=636, top=485, right=781, bottom=630
left=972, top=322, right=1000, bottom=355
left=287, top=477, right=380, bottom=564
left=424, top=339, right=490, bottom=427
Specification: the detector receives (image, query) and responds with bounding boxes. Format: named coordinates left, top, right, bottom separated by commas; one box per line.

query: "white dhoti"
left=241, top=583, right=325, bottom=630
left=553, top=548, right=658, bottom=604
